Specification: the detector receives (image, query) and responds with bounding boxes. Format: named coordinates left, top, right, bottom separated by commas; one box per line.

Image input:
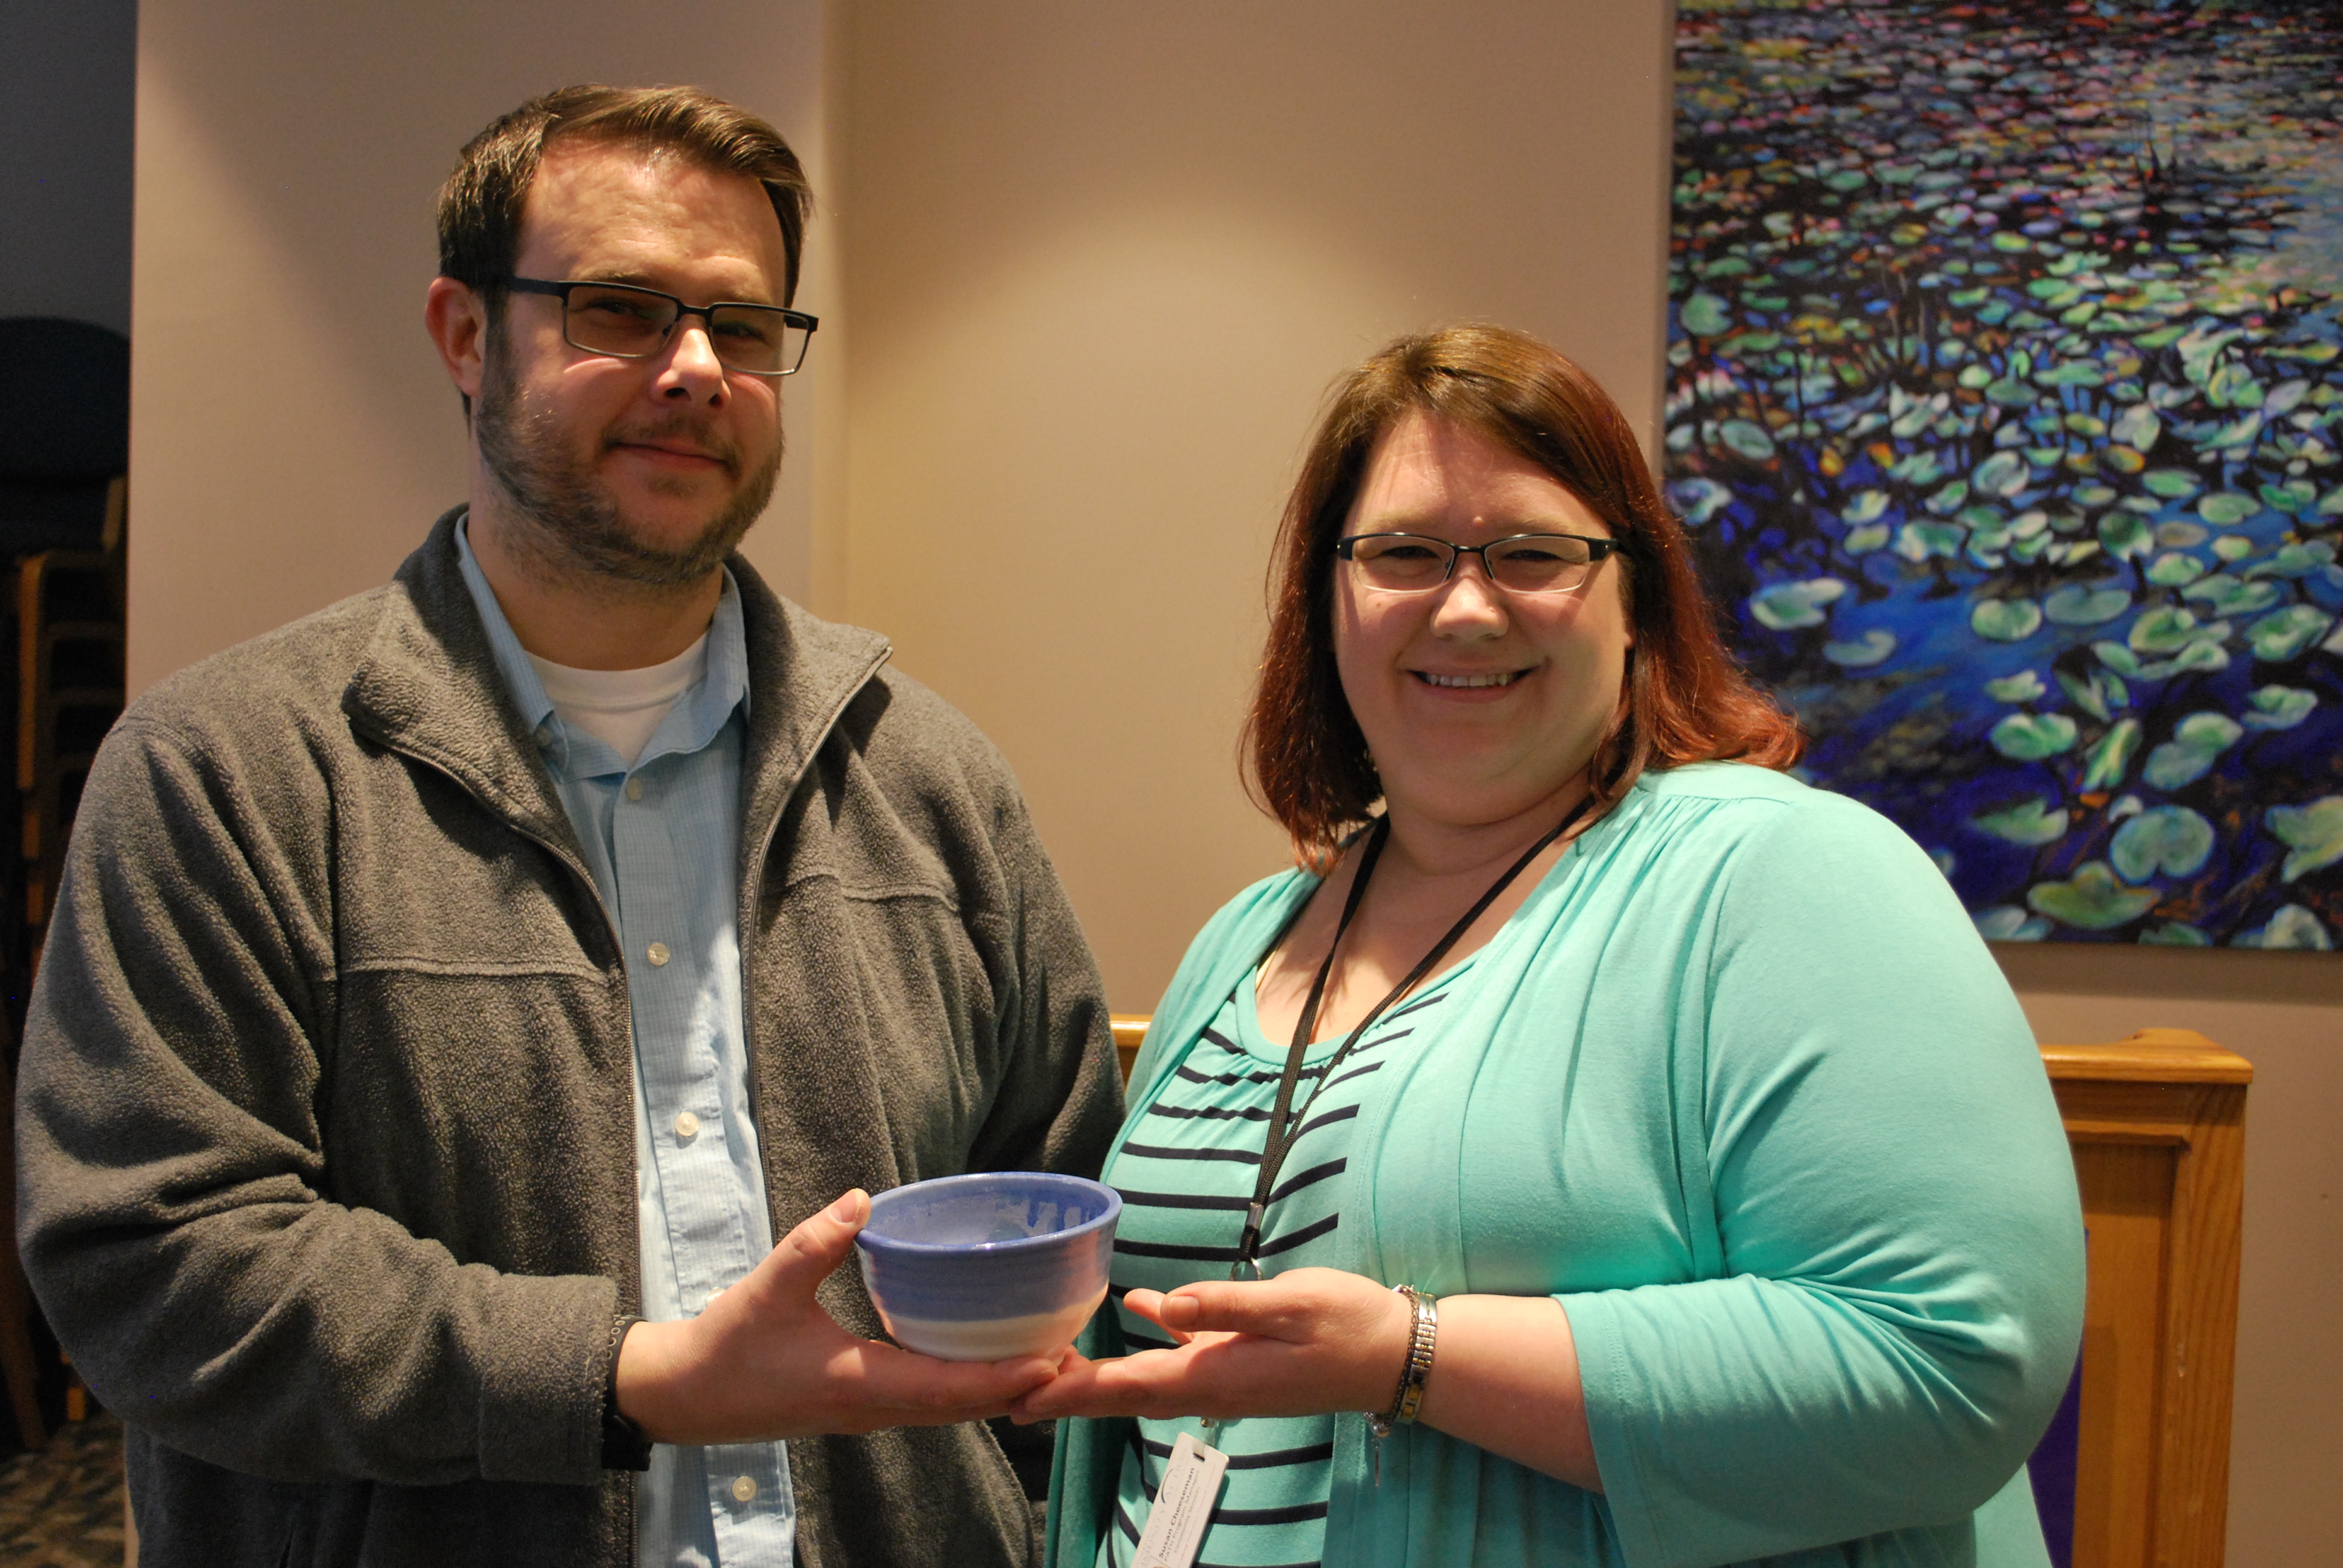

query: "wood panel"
left=2046, top=1030, right=2250, bottom=1568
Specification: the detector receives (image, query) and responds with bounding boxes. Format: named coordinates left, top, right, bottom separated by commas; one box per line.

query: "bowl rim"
left=855, top=1171, right=1122, bottom=1260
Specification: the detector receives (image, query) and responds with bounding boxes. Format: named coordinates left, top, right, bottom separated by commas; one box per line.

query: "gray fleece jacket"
left=14, top=512, right=1123, bottom=1567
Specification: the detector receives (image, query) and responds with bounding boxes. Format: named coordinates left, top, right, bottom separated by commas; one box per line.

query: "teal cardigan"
left=1048, top=764, right=2084, bottom=1568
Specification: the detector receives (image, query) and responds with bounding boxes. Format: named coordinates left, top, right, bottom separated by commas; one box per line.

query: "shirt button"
left=730, top=1474, right=758, bottom=1504
left=533, top=724, right=553, bottom=745
left=673, top=1111, right=700, bottom=1141
left=646, top=941, right=670, bottom=966
left=625, top=777, right=644, bottom=802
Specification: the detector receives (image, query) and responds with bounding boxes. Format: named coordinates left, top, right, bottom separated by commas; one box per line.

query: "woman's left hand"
left=1011, top=1267, right=1412, bottom=1423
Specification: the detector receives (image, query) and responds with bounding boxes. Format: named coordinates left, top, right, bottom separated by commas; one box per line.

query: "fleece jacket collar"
left=340, top=508, right=891, bottom=900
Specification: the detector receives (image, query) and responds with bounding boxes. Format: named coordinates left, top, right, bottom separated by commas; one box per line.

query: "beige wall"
left=123, top=1, right=2339, bottom=1559
left=837, top=1, right=1677, bottom=1008
left=126, top=0, right=838, bottom=694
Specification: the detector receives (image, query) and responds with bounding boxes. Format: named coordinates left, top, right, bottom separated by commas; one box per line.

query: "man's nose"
left=657, top=320, right=730, bottom=405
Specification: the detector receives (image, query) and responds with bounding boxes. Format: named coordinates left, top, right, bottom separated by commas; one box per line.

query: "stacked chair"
left=0, top=315, right=131, bottom=1449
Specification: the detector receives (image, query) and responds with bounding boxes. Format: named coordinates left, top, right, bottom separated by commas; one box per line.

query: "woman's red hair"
left=1245, top=324, right=1802, bottom=866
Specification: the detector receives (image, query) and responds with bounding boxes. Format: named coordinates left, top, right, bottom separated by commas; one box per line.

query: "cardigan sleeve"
left=15, top=714, right=617, bottom=1487
left=1560, top=792, right=2085, bottom=1568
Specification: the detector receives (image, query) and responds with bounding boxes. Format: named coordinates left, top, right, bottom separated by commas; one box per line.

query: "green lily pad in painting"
left=2080, top=717, right=2141, bottom=789
left=2037, top=361, right=2105, bottom=388
left=1823, top=629, right=1897, bottom=667
left=2141, top=922, right=2212, bottom=946
left=2092, top=641, right=2141, bottom=676
left=2198, top=492, right=2261, bottom=526
left=2266, top=797, right=2343, bottom=882
left=2128, top=606, right=2201, bottom=654
left=2201, top=411, right=2266, bottom=452
left=2056, top=667, right=2127, bottom=722
left=2247, top=605, right=2334, bottom=662
left=2261, top=479, right=2317, bottom=514
left=2110, top=806, right=2215, bottom=882
left=2244, top=686, right=2318, bottom=730
left=1925, top=480, right=1971, bottom=515
left=2044, top=585, right=2131, bottom=626
left=1990, top=712, right=2079, bottom=760
left=2182, top=575, right=2281, bottom=616
left=1670, top=477, right=1735, bottom=527
left=2137, top=638, right=2233, bottom=680
left=2145, top=552, right=2206, bottom=587
left=1985, top=670, right=2048, bottom=703
left=2143, top=712, right=2244, bottom=789
left=1973, top=906, right=2050, bottom=942
left=1844, top=523, right=1891, bottom=555
left=2112, top=405, right=2161, bottom=450
left=1972, top=797, right=2069, bottom=846
left=1974, top=451, right=2030, bottom=498
left=2256, top=541, right=2337, bottom=578
left=1843, top=489, right=1890, bottom=524
left=1896, top=521, right=1964, bottom=561
left=1749, top=578, right=1847, bottom=631
left=1971, top=598, right=2043, bottom=641
left=2206, top=363, right=2263, bottom=408
left=2027, top=861, right=2159, bottom=930
left=2235, top=904, right=2332, bottom=950
left=1681, top=292, right=1732, bottom=336
left=2213, top=535, right=2255, bottom=563
left=1718, top=420, right=1777, bottom=461
left=2140, top=469, right=2201, bottom=499
left=1985, top=377, right=2034, bottom=407
left=2097, top=513, right=2152, bottom=560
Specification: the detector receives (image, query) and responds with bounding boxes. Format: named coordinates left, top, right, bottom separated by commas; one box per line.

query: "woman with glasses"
left=1024, top=325, right=2084, bottom=1568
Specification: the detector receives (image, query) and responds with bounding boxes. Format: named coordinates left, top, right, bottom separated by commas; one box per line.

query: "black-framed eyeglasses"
left=505, top=278, right=818, bottom=376
left=1335, top=531, right=1621, bottom=594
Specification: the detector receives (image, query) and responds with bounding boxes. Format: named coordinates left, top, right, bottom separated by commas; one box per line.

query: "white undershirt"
left=527, top=634, right=709, bottom=766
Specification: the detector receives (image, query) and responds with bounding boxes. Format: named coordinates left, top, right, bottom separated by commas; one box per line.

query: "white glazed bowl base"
left=876, top=1285, right=1108, bottom=1362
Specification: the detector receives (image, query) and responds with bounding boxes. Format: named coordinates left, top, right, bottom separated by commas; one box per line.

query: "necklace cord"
left=1230, top=794, right=1594, bottom=1278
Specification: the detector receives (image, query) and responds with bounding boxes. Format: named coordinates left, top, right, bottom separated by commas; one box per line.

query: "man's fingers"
left=745, top=1189, right=869, bottom=1306
left=839, top=1339, right=1060, bottom=1413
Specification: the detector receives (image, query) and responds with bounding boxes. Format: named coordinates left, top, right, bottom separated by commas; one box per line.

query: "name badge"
left=1130, top=1431, right=1230, bottom=1568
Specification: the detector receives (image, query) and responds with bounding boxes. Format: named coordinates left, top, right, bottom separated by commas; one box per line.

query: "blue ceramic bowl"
left=854, top=1172, right=1121, bottom=1362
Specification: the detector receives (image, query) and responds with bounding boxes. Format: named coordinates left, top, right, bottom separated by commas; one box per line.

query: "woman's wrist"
left=1369, top=1284, right=1439, bottom=1435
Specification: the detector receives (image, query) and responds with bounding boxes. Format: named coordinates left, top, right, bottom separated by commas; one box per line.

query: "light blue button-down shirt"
left=456, top=519, right=793, bottom=1568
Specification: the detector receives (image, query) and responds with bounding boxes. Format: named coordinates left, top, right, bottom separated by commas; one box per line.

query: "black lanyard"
left=1230, top=794, right=1594, bottom=1279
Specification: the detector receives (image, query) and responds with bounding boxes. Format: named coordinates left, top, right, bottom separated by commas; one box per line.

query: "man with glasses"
left=16, top=85, right=1119, bottom=1568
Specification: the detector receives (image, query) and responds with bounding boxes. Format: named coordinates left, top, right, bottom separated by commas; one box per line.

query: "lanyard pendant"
left=1229, top=1204, right=1268, bottom=1281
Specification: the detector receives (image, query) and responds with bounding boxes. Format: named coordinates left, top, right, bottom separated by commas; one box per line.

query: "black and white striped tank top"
left=1096, top=973, right=1462, bottom=1568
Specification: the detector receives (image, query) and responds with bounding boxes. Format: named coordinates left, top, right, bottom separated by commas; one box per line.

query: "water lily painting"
left=1668, top=0, right=2343, bottom=949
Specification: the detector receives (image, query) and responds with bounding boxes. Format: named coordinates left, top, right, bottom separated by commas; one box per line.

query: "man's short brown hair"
left=437, top=84, right=813, bottom=313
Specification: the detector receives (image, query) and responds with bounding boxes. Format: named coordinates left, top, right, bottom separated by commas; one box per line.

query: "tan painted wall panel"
left=127, top=0, right=837, bottom=696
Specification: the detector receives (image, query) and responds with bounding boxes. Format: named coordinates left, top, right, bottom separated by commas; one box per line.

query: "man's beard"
left=473, top=342, right=781, bottom=587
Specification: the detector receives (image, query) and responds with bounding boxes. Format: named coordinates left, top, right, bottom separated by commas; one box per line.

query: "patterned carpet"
left=0, top=1415, right=125, bottom=1567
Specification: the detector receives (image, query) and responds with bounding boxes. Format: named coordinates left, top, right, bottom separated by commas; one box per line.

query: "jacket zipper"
left=364, top=742, right=639, bottom=1560
left=367, top=641, right=888, bottom=1567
